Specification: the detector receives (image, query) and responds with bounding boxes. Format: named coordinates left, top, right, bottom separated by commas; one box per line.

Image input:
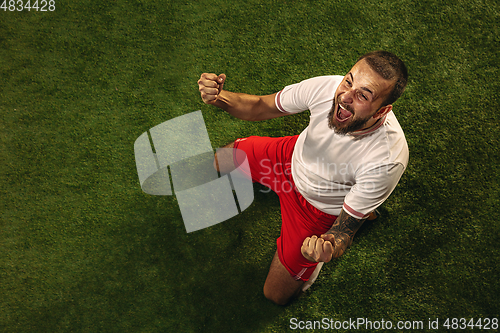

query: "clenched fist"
left=197, top=73, right=226, bottom=104
left=301, top=234, right=344, bottom=263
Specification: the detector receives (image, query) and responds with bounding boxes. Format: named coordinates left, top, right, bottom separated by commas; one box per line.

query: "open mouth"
left=335, top=103, right=353, bottom=123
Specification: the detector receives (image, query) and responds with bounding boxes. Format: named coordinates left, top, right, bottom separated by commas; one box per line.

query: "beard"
left=327, top=99, right=372, bottom=135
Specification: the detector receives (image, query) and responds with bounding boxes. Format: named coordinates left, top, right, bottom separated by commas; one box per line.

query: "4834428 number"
left=443, top=318, right=498, bottom=330
left=1, top=0, right=55, bottom=11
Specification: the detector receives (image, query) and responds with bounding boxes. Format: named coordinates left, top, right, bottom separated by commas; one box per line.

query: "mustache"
left=332, top=97, right=355, bottom=115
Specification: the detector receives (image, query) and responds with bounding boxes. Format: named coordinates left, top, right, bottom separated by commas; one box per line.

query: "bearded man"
left=197, top=51, right=409, bottom=305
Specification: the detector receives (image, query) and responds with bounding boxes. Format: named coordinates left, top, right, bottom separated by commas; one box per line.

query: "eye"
left=357, top=91, right=368, bottom=101
left=345, top=79, right=352, bottom=87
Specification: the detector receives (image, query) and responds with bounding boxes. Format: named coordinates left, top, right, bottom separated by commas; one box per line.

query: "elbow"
left=238, top=113, right=259, bottom=121
left=236, top=113, right=264, bottom=122
left=246, top=115, right=263, bottom=121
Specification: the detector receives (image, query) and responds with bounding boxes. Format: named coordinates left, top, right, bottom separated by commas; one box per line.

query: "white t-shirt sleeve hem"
left=275, top=90, right=292, bottom=113
left=342, top=203, right=370, bottom=219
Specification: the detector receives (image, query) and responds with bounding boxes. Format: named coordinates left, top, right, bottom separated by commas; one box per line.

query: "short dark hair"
left=357, top=51, right=408, bottom=106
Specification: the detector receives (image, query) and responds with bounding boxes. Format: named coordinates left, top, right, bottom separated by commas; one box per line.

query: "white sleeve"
left=343, top=163, right=406, bottom=219
left=275, top=76, right=343, bottom=114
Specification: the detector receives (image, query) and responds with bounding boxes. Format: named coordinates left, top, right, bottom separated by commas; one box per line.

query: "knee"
left=213, top=142, right=235, bottom=174
left=263, top=286, right=291, bottom=306
left=213, top=153, right=220, bottom=172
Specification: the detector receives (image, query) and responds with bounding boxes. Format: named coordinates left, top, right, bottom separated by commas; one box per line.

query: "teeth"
left=337, top=103, right=352, bottom=122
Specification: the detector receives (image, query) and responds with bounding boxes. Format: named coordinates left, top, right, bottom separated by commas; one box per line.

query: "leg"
left=219, top=136, right=323, bottom=304
left=263, top=251, right=304, bottom=305
left=213, top=141, right=235, bottom=174
left=367, top=209, right=380, bottom=221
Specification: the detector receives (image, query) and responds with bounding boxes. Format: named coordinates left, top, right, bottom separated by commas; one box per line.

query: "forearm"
left=198, top=73, right=282, bottom=121
left=213, top=90, right=281, bottom=121
left=325, top=232, right=351, bottom=258
left=324, top=210, right=367, bottom=258
left=211, top=90, right=258, bottom=120
left=301, top=208, right=368, bottom=263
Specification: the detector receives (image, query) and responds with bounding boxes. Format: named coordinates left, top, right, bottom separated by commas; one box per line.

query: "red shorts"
left=234, top=135, right=337, bottom=281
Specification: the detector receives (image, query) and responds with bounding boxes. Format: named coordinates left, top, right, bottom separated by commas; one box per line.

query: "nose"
left=340, top=89, right=354, bottom=104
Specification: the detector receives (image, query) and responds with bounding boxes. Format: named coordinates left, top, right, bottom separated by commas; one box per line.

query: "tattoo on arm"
left=326, top=209, right=367, bottom=256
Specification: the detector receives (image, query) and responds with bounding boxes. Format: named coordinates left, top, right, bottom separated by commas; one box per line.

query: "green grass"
left=1, top=0, right=499, bottom=332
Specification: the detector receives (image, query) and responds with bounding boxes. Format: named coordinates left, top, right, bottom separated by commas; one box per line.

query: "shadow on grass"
left=5, top=185, right=285, bottom=333
left=153, top=185, right=285, bottom=333
left=139, top=184, right=286, bottom=332
left=40, top=184, right=284, bottom=332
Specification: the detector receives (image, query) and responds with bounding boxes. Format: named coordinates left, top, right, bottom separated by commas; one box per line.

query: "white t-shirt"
left=275, top=75, right=409, bottom=218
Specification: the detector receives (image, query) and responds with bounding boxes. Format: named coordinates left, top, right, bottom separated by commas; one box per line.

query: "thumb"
left=323, top=240, right=334, bottom=255
left=321, top=234, right=335, bottom=243
left=217, top=73, right=226, bottom=92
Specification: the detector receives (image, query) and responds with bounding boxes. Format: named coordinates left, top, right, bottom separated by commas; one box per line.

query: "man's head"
left=328, top=51, right=408, bottom=135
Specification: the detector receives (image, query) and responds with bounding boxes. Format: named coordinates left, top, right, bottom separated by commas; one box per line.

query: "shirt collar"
left=349, top=114, right=388, bottom=137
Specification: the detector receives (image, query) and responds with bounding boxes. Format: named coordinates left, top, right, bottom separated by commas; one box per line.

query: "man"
left=197, top=51, right=409, bottom=305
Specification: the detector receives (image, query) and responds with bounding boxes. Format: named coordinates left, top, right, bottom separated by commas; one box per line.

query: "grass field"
left=1, top=0, right=499, bottom=332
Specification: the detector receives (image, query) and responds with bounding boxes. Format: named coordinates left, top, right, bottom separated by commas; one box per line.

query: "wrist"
left=215, top=90, right=236, bottom=110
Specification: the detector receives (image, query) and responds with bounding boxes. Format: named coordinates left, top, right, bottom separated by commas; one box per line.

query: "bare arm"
left=301, top=208, right=367, bottom=263
left=197, top=73, right=287, bottom=121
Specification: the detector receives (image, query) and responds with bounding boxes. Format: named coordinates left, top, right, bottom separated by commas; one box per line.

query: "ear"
left=373, top=104, right=392, bottom=119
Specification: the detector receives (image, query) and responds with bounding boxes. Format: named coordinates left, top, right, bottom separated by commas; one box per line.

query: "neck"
left=351, top=115, right=386, bottom=136
left=358, top=117, right=382, bottom=132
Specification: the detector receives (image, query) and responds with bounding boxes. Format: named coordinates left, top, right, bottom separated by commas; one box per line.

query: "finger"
left=200, top=93, right=218, bottom=103
left=305, top=236, right=321, bottom=262
left=322, top=241, right=334, bottom=263
left=314, top=237, right=325, bottom=256
left=321, top=234, right=335, bottom=243
left=217, top=73, right=226, bottom=84
left=198, top=78, right=218, bottom=89
left=304, top=235, right=319, bottom=261
left=307, top=235, right=318, bottom=251
left=301, top=237, right=311, bottom=256
left=199, top=87, right=219, bottom=96
left=217, top=73, right=226, bottom=92
left=198, top=73, right=220, bottom=88
left=200, top=72, right=219, bottom=82
left=323, top=240, right=334, bottom=254
left=301, top=237, right=317, bottom=262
